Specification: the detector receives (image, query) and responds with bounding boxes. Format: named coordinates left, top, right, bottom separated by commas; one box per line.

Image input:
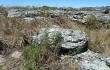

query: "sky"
left=0, top=0, right=110, bottom=8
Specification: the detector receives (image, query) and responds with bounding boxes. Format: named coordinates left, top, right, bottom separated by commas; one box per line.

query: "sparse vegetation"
left=23, top=31, right=62, bottom=70
left=0, top=6, right=8, bottom=18
left=88, top=35, right=102, bottom=53
left=0, top=17, right=51, bottom=54
left=86, top=15, right=100, bottom=29
left=38, top=12, right=48, bottom=17
left=0, top=5, right=110, bottom=70
left=85, top=28, right=102, bottom=53
left=105, top=20, right=110, bottom=29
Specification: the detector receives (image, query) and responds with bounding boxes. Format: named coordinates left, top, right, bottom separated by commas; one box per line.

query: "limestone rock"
left=11, top=51, right=22, bottom=59
left=106, top=57, right=110, bottom=67
left=80, top=60, right=110, bottom=70
left=32, top=28, right=88, bottom=53
left=72, top=50, right=105, bottom=62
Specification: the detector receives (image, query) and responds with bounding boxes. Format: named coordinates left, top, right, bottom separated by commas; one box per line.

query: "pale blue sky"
left=0, top=0, right=110, bottom=8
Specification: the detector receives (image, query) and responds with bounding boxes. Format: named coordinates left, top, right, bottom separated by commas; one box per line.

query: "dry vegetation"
left=0, top=10, right=110, bottom=69
left=52, top=15, right=110, bottom=56
left=0, top=17, right=52, bottom=55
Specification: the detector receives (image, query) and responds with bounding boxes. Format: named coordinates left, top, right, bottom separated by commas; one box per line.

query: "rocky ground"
left=0, top=6, right=110, bottom=70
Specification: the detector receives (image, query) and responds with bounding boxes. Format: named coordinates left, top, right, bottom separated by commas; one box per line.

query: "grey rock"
left=106, top=57, right=110, bottom=67
left=72, top=50, right=110, bottom=70
left=24, top=10, right=38, bottom=17
left=32, top=28, right=88, bottom=50
left=61, top=50, right=110, bottom=70
left=7, top=9, right=24, bottom=17
left=95, top=14, right=110, bottom=23
left=23, top=17, right=34, bottom=22
left=80, top=60, right=110, bottom=70
left=72, top=50, right=105, bottom=62
left=32, top=28, right=88, bottom=54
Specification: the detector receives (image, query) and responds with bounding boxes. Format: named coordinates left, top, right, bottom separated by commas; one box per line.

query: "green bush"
left=86, top=15, right=100, bottom=29
left=105, top=20, right=110, bottom=29
left=38, top=12, right=48, bottom=17
left=52, top=32, right=62, bottom=49
left=23, top=31, right=62, bottom=70
left=42, top=6, right=49, bottom=10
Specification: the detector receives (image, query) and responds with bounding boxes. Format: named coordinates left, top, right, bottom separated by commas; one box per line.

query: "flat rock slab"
left=74, top=50, right=110, bottom=70
left=80, top=60, right=110, bottom=70
left=33, top=28, right=88, bottom=49
left=61, top=50, right=110, bottom=70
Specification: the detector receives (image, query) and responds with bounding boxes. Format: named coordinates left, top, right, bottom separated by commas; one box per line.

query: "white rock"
left=33, top=28, right=88, bottom=50
left=80, top=60, right=110, bottom=70
left=11, top=51, right=22, bottom=59
left=106, top=57, right=110, bottom=67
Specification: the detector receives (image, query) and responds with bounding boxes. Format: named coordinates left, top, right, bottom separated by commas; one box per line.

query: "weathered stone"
left=76, top=50, right=110, bottom=70
left=11, top=51, right=22, bottom=59
left=61, top=50, right=110, bottom=70
left=106, top=57, right=110, bottom=67
left=72, top=50, right=105, bottom=62
left=23, top=17, right=34, bottom=22
left=80, top=60, right=110, bottom=70
left=7, top=9, right=24, bottom=17
left=32, top=28, right=88, bottom=54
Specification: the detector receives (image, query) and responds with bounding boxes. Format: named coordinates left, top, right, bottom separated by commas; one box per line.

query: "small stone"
left=11, top=51, right=22, bottom=59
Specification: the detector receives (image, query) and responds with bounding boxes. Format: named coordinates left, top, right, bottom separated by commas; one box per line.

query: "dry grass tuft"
left=0, top=17, right=51, bottom=54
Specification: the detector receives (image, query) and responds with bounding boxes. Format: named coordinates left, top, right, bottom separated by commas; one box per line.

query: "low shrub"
left=105, top=20, right=110, bottom=29
left=86, top=15, right=100, bottom=29
left=38, top=12, right=48, bottom=17
left=23, top=31, right=62, bottom=70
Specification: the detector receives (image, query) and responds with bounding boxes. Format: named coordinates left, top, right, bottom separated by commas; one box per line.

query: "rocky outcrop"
left=7, top=9, right=24, bottom=17
left=32, top=28, right=88, bottom=54
left=61, top=50, right=110, bottom=70
left=72, top=50, right=105, bottom=62
left=80, top=60, right=110, bottom=70
left=72, top=50, right=110, bottom=70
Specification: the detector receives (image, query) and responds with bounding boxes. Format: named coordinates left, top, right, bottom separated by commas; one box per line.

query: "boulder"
left=95, top=14, right=110, bottom=23
left=32, top=28, right=88, bottom=54
left=7, top=9, right=24, bottom=17
left=72, top=50, right=110, bottom=70
left=72, top=50, right=105, bottom=62
left=80, top=60, right=110, bottom=70
left=106, top=57, right=110, bottom=67
left=61, top=50, right=110, bottom=70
